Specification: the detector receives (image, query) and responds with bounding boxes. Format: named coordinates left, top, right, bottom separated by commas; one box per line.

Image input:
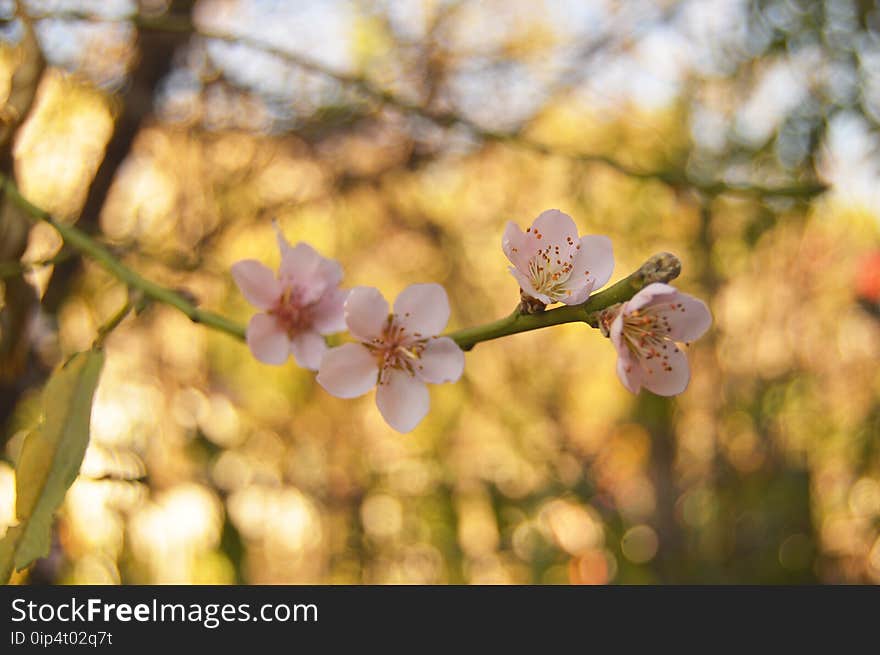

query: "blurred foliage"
left=0, top=348, right=104, bottom=581
left=0, top=0, right=879, bottom=584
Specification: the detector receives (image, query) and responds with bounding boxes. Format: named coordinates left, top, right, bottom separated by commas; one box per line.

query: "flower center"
left=270, top=286, right=316, bottom=337
left=366, top=316, right=427, bottom=382
left=527, top=243, right=575, bottom=300
left=621, top=306, right=678, bottom=372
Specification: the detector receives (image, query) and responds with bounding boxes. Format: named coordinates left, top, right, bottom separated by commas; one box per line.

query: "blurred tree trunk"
left=0, top=10, right=45, bottom=436
left=41, top=4, right=194, bottom=311
left=1, top=4, right=192, bottom=441
left=639, top=393, right=683, bottom=583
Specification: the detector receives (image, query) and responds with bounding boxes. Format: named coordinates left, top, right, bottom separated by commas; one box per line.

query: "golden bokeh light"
left=1, top=0, right=878, bottom=586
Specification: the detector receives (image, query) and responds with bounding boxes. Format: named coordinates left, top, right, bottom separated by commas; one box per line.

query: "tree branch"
left=40, top=3, right=193, bottom=313
left=447, top=252, right=681, bottom=351
left=3, top=172, right=687, bottom=355
left=0, top=250, right=73, bottom=279
left=1, top=174, right=246, bottom=341
left=31, top=10, right=828, bottom=200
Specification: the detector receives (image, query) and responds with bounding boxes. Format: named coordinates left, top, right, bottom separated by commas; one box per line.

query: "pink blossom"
left=316, top=284, right=465, bottom=433
left=606, top=283, right=712, bottom=396
left=231, top=227, right=347, bottom=370
left=503, top=209, right=614, bottom=306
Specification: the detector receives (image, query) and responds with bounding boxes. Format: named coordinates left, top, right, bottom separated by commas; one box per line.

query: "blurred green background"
left=1, top=0, right=879, bottom=584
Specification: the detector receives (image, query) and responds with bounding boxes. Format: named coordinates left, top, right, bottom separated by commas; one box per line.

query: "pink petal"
left=375, top=369, right=430, bottom=433
left=566, top=235, right=614, bottom=293
left=313, top=256, right=343, bottom=291
left=393, top=283, right=450, bottom=337
left=231, top=260, right=281, bottom=310
left=345, top=286, right=389, bottom=342
left=278, top=240, right=321, bottom=282
left=640, top=342, right=691, bottom=396
left=316, top=343, right=378, bottom=398
left=530, top=209, right=578, bottom=250
left=278, top=242, right=340, bottom=304
left=274, top=220, right=294, bottom=253
left=502, top=221, right=531, bottom=272
left=508, top=266, right=552, bottom=305
left=626, top=283, right=678, bottom=313
left=415, top=337, right=465, bottom=384
left=312, top=287, right=349, bottom=334
left=289, top=331, right=327, bottom=371
left=558, top=281, right=592, bottom=305
left=661, top=294, right=712, bottom=343
left=246, top=313, right=290, bottom=365
left=609, top=311, right=624, bottom=346
left=616, top=350, right=643, bottom=394
left=610, top=312, right=640, bottom=393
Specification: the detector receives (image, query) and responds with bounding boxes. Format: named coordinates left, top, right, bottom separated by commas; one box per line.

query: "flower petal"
left=375, top=369, right=430, bottom=433
left=345, top=286, right=389, bottom=342
left=316, top=343, right=378, bottom=398
left=640, top=342, right=691, bottom=396
left=616, top=350, right=643, bottom=394
left=278, top=240, right=321, bottom=283
left=393, top=283, right=450, bottom=337
left=559, top=284, right=592, bottom=305
left=530, top=209, right=578, bottom=250
left=278, top=242, right=341, bottom=304
left=231, top=260, right=281, bottom=310
left=312, top=287, right=349, bottom=334
left=313, top=256, right=343, bottom=292
left=568, top=235, right=614, bottom=290
left=502, top=221, right=531, bottom=272
left=289, top=330, right=327, bottom=371
left=609, top=311, right=625, bottom=350
left=274, top=220, right=294, bottom=252
left=508, top=266, right=553, bottom=305
left=662, top=294, right=712, bottom=343
left=415, top=337, right=465, bottom=384
left=246, top=313, right=290, bottom=365
left=626, top=283, right=678, bottom=313
left=610, top=312, right=640, bottom=393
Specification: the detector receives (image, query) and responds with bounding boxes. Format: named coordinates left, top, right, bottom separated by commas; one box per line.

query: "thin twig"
left=0, top=250, right=73, bottom=279
left=447, top=252, right=682, bottom=351
left=0, top=174, right=247, bottom=341
left=92, top=296, right=134, bottom=348
left=29, top=10, right=828, bottom=200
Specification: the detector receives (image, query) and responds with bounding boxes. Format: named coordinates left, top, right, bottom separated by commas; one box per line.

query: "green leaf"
left=0, top=348, right=105, bottom=583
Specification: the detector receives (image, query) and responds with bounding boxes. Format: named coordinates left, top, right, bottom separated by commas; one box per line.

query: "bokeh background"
left=1, top=0, right=880, bottom=584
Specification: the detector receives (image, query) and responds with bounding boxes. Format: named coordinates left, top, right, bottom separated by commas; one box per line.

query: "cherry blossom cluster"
left=232, top=211, right=711, bottom=432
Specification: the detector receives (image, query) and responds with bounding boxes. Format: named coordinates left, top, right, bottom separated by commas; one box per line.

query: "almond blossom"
left=603, top=283, right=712, bottom=396
left=503, top=209, right=614, bottom=307
left=231, top=228, right=347, bottom=370
left=316, top=284, right=465, bottom=433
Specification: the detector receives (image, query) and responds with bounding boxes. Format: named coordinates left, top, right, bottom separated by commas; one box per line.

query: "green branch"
left=1, top=175, right=684, bottom=355
left=447, top=252, right=681, bottom=351
left=92, top=296, right=136, bottom=348
left=1, top=175, right=246, bottom=341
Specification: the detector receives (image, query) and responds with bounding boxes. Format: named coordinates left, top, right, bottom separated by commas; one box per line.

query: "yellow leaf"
left=0, top=348, right=104, bottom=583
